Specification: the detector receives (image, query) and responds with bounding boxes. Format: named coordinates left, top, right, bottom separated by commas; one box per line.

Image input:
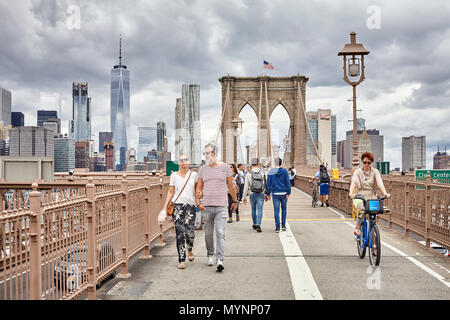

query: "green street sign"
left=414, top=169, right=450, bottom=189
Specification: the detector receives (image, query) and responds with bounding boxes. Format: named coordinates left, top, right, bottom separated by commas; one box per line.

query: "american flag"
left=263, top=60, right=274, bottom=70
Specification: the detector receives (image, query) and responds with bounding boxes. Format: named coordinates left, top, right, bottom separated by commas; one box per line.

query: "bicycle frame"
left=360, top=214, right=377, bottom=249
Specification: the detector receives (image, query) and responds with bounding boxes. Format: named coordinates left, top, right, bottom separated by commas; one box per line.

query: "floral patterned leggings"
left=173, top=204, right=196, bottom=263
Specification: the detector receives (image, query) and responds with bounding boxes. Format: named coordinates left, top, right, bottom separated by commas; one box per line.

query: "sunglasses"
left=203, top=151, right=211, bottom=156
left=363, top=161, right=372, bottom=165
left=179, top=158, right=189, bottom=162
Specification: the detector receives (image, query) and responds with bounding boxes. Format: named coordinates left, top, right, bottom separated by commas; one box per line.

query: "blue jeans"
left=273, top=194, right=288, bottom=229
left=249, top=192, right=265, bottom=225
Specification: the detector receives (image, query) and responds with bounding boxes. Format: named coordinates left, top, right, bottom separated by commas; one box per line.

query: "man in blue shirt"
left=265, top=157, right=291, bottom=232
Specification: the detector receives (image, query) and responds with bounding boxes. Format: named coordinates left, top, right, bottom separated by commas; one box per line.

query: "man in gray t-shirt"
left=196, top=143, right=238, bottom=272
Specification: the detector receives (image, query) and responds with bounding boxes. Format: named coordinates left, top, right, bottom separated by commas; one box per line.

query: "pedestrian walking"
left=227, top=163, right=241, bottom=223
left=310, top=164, right=330, bottom=207
left=237, top=163, right=246, bottom=202
left=265, top=157, right=291, bottom=232
left=161, top=154, right=198, bottom=269
left=196, top=143, right=238, bottom=272
left=242, top=158, right=266, bottom=232
left=288, top=167, right=295, bottom=187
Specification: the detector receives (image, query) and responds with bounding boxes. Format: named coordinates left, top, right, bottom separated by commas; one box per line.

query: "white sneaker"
left=207, top=256, right=214, bottom=266
left=216, top=259, right=224, bottom=272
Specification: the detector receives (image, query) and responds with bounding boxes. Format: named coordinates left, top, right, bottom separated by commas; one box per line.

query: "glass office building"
left=111, top=38, right=130, bottom=166
left=71, top=82, right=91, bottom=142
left=137, top=126, right=157, bottom=162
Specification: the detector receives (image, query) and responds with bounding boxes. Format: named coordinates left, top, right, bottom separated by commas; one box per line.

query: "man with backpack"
left=243, top=158, right=266, bottom=232
left=310, top=164, right=330, bottom=207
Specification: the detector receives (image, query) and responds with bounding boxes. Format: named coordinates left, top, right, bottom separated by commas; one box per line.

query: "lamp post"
left=338, top=32, right=370, bottom=171
left=232, top=117, right=244, bottom=164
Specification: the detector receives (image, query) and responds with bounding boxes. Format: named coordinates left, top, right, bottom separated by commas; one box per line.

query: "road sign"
left=414, top=169, right=450, bottom=189
left=376, top=161, right=390, bottom=175
left=166, top=161, right=179, bottom=176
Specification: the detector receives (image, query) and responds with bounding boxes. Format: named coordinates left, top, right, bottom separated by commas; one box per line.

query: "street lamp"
left=338, top=32, right=370, bottom=171
left=232, top=117, right=244, bottom=164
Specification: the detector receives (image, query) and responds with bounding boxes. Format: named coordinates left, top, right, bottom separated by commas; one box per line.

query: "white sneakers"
left=207, top=256, right=224, bottom=272
left=216, top=259, right=224, bottom=272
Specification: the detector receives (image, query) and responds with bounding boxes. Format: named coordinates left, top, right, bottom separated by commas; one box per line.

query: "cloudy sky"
left=1, top=0, right=449, bottom=169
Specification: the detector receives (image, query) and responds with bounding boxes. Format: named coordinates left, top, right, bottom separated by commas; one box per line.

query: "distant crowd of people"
left=159, top=143, right=390, bottom=272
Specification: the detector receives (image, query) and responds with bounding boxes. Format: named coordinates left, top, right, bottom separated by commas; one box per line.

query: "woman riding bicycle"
left=349, top=152, right=390, bottom=236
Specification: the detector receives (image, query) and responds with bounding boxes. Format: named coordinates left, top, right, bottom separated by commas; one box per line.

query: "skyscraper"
left=75, top=141, right=90, bottom=169
left=11, top=112, right=24, bottom=127
left=137, top=126, right=157, bottom=162
left=40, top=93, right=62, bottom=122
left=344, top=129, right=384, bottom=169
left=306, top=109, right=337, bottom=168
left=0, top=88, right=11, bottom=126
left=104, top=141, right=115, bottom=170
left=175, top=84, right=201, bottom=165
left=157, top=121, right=167, bottom=151
left=71, top=83, right=92, bottom=142
left=174, top=97, right=182, bottom=158
left=37, top=110, right=58, bottom=127
left=433, top=146, right=450, bottom=169
left=99, top=131, right=113, bottom=153
left=54, top=133, right=75, bottom=172
left=9, top=126, right=54, bottom=157
left=111, top=36, right=130, bottom=165
left=402, top=136, right=426, bottom=171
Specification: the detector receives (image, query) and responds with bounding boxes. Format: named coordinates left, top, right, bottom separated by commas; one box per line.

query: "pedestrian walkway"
left=93, top=187, right=450, bottom=300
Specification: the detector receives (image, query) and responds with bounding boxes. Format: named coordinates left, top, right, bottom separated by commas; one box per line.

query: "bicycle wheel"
left=369, top=223, right=381, bottom=266
left=357, top=221, right=366, bottom=258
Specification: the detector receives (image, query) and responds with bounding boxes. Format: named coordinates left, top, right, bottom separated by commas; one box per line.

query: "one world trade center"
left=111, top=36, right=130, bottom=169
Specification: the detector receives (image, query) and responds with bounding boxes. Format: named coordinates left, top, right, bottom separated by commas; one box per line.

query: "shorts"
left=319, top=183, right=329, bottom=195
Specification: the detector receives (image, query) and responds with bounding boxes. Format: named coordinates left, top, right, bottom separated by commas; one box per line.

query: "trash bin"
left=332, top=169, right=339, bottom=180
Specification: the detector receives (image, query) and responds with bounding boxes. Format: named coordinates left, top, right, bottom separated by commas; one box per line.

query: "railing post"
left=167, top=177, right=176, bottom=237
left=117, top=174, right=131, bottom=278
left=387, top=178, right=392, bottom=229
left=425, top=171, right=431, bottom=248
left=404, top=181, right=410, bottom=238
left=29, top=182, right=42, bottom=300
left=86, top=178, right=97, bottom=300
left=157, top=178, right=167, bottom=247
left=140, top=172, right=152, bottom=259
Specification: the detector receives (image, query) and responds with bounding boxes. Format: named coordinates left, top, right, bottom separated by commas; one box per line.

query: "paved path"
left=94, top=187, right=450, bottom=300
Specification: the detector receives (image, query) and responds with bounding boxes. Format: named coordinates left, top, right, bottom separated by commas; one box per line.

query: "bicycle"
left=311, top=181, right=319, bottom=207
left=354, top=194, right=389, bottom=266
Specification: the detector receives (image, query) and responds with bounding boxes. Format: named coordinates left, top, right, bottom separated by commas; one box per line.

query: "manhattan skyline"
left=0, top=1, right=449, bottom=169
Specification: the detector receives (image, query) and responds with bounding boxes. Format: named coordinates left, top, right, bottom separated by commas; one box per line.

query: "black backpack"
left=319, top=168, right=330, bottom=184
left=250, top=169, right=265, bottom=193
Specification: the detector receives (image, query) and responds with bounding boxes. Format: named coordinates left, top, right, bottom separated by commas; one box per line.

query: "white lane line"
left=279, top=222, right=323, bottom=300
left=340, top=221, right=450, bottom=289
left=293, top=187, right=450, bottom=289
left=380, top=241, right=450, bottom=288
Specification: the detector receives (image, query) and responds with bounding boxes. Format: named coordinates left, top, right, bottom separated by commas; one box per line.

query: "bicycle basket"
left=366, top=200, right=383, bottom=214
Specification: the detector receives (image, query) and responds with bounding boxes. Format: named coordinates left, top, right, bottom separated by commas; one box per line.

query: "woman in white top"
left=349, top=152, right=390, bottom=237
left=162, top=154, right=198, bottom=269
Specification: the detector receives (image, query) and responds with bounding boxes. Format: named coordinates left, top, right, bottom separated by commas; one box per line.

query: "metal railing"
left=0, top=173, right=174, bottom=300
left=294, top=173, right=450, bottom=249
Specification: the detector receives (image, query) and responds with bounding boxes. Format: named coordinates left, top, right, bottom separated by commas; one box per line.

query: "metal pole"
left=352, top=85, right=359, bottom=170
